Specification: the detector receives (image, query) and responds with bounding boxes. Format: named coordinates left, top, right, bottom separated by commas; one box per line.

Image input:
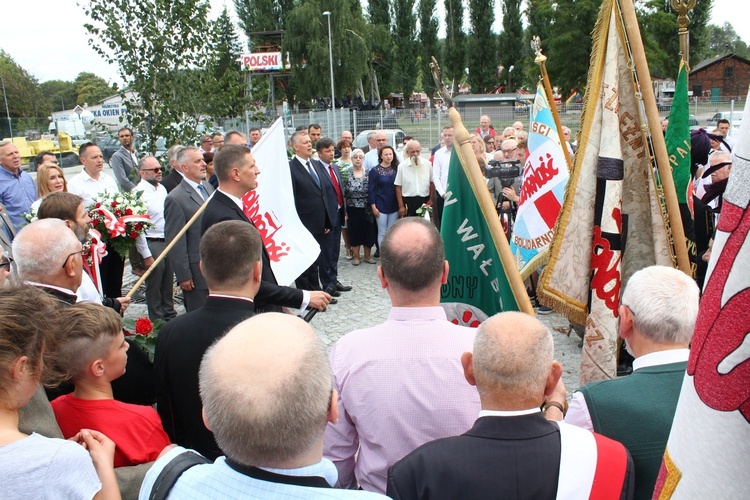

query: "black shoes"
left=325, top=285, right=341, bottom=297
left=336, top=282, right=352, bottom=292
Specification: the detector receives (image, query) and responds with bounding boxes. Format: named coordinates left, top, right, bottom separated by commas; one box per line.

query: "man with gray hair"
left=324, top=218, right=481, bottom=493
left=388, top=312, right=634, bottom=499
left=160, top=144, right=187, bottom=193
left=395, top=139, right=434, bottom=217
left=12, top=218, right=84, bottom=303
left=547, top=265, right=699, bottom=499
left=143, top=313, right=385, bottom=499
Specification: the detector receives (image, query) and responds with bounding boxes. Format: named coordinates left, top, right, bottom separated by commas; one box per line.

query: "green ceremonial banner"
left=665, top=60, right=698, bottom=277
left=665, top=61, right=692, bottom=205
left=440, top=147, right=520, bottom=315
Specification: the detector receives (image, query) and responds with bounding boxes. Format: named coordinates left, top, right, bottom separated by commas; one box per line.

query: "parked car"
left=706, top=111, right=742, bottom=128
left=353, top=129, right=406, bottom=153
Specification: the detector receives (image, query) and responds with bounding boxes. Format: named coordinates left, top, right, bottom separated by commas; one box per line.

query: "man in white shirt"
left=134, top=156, right=176, bottom=321
left=431, top=125, right=454, bottom=229
left=395, top=140, right=434, bottom=217
left=68, top=143, right=124, bottom=299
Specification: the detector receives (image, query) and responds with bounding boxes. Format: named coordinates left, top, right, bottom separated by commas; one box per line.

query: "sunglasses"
left=142, top=167, right=162, bottom=172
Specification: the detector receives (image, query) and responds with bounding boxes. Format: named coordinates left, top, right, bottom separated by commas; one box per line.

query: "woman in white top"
left=0, top=286, right=120, bottom=499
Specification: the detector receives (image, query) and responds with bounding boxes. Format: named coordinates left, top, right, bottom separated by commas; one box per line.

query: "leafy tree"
left=74, top=72, right=115, bottom=105
left=0, top=50, right=49, bottom=124
left=498, top=0, right=524, bottom=91
left=467, top=0, right=496, bottom=93
left=443, top=0, right=465, bottom=94
left=283, top=0, right=373, bottom=103
left=82, top=0, right=212, bottom=153
left=40, top=80, right=78, bottom=111
left=203, top=7, right=251, bottom=118
left=418, top=0, right=439, bottom=105
left=368, top=0, right=396, bottom=97
left=705, top=22, right=749, bottom=59
left=545, top=0, right=600, bottom=95
left=522, top=0, right=554, bottom=88
left=392, top=0, right=419, bottom=103
left=369, top=0, right=392, bottom=30
left=637, top=0, right=713, bottom=77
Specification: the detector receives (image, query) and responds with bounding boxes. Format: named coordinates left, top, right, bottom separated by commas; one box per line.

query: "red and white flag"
left=241, top=118, right=320, bottom=286
left=653, top=87, right=750, bottom=498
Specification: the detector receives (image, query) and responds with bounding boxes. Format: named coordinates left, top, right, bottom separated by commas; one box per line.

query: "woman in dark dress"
left=343, top=149, right=377, bottom=265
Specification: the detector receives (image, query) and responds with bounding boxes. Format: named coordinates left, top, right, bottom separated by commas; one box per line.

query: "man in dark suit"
left=315, top=138, right=352, bottom=296
left=0, top=203, right=16, bottom=258
left=387, top=312, right=634, bottom=499
left=160, top=145, right=186, bottom=193
left=164, top=146, right=214, bottom=312
left=288, top=131, right=334, bottom=296
left=156, top=220, right=262, bottom=460
left=200, top=144, right=330, bottom=313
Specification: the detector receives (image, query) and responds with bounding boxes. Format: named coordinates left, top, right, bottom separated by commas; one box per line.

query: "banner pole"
left=125, top=195, right=211, bottom=299
left=619, top=0, right=691, bottom=275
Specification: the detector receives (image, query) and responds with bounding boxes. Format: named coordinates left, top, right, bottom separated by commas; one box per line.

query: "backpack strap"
left=149, top=451, right=212, bottom=500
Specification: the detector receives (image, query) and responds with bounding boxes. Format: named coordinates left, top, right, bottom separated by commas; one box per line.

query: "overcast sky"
left=1, top=0, right=744, bottom=86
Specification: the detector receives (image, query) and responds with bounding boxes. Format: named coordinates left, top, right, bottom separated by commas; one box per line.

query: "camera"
left=485, top=159, right=521, bottom=188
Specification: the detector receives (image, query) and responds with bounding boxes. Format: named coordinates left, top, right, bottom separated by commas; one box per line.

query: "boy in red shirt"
left=51, top=303, right=171, bottom=467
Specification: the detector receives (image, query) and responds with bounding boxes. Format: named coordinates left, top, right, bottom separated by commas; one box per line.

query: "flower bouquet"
left=124, top=317, right=164, bottom=363
left=88, top=190, right=152, bottom=259
left=415, top=203, right=433, bottom=222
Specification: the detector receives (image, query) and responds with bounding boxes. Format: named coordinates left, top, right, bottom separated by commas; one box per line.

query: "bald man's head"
left=471, top=312, right=554, bottom=402
left=380, top=218, right=445, bottom=293
left=200, top=313, right=332, bottom=467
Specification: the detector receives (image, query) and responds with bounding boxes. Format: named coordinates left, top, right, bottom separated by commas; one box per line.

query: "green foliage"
left=637, top=0, right=713, bottom=78
left=545, top=0, right=600, bottom=95
left=368, top=0, right=396, bottom=97
left=418, top=0, right=439, bottom=103
left=0, top=50, right=49, bottom=121
left=369, top=0, right=392, bottom=30
left=443, top=0, right=466, bottom=94
left=498, top=0, right=524, bottom=91
left=523, top=0, right=555, bottom=88
left=467, top=0, right=497, bottom=93
left=705, top=22, right=750, bottom=59
left=392, top=0, right=419, bottom=103
left=283, top=0, right=374, bottom=103
left=74, top=72, right=114, bottom=105
left=40, top=80, right=78, bottom=112
left=82, top=0, right=212, bottom=154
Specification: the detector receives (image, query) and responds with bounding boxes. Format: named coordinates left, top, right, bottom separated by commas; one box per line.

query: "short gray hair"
left=472, top=312, right=554, bottom=398
left=176, top=146, right=200, bottom=166
left=621, top=266, right=699, bottom=344
left=12, top=219, right=80, bottom=282
left=290, top=131, right=308, bottom=147
left=167, top=145, right=186, bottom=163
left=199, top=314, right=332, bottom=465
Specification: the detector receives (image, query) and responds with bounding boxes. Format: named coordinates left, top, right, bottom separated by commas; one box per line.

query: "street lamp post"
left=323, top=11, right=336, bottom=139
left=0, top=74, right=12, bottom=139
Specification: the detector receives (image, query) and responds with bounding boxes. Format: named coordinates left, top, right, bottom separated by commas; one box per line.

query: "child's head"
left=0, top=286, right=60, bottom=406
left=56, top=303, right=127, bottom=385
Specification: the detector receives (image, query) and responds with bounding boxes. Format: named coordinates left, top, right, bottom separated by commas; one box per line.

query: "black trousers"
left=403, top=195, right=430, bottom=217
left=100, top=244, right=124, bottom=299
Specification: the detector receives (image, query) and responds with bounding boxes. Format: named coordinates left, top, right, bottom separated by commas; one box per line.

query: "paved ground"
left=123, top=244, right=583, bottom=396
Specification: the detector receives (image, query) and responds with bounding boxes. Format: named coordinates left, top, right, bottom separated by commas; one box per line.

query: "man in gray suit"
left=164, top=146, right=215, bottom=311
left=0, top=203, right=15, bottom=258
left=110, top=127, right=140, bottom=192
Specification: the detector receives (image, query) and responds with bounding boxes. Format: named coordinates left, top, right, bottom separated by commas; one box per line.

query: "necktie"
left=306, top=161, right=321, bottom=188
left=328, top=165, right=344, bottom=207
left=196, top=184, right=209, bottom=200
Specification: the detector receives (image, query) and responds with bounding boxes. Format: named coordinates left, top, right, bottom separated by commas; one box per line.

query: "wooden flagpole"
left=125, top=195, right=211, bottom=299
left=619, top=0, right=691, bottom=275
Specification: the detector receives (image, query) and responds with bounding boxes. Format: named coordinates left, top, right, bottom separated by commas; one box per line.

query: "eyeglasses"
left=501, top=148, right=517, bottom=154
left=0, top=257, right=12, bottom=270
left=141, top=167, right=161, bottom=172
left=61, top=249, right=87, bottom=269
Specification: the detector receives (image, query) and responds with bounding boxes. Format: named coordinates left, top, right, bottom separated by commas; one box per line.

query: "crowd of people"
left=0, top=108, right=736, bottom=499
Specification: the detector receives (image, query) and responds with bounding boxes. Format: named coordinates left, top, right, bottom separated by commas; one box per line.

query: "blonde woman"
left=30, top=162, right=68, bottom=212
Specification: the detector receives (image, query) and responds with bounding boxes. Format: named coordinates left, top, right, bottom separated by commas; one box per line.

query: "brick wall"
left=690, top=56, right=750, bottom=100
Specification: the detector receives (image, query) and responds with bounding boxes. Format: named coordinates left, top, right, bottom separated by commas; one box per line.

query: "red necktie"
left=328, top=165, right=344, bottom=207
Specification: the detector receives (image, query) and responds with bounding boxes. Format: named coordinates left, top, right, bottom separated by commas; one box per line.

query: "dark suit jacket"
left=164, top=179, right=214, bottom=289
left=387, top=413, right=634, bottom=500
left=161, top=170, right=183, bottom=193
left=0, top=203, right=16, bottom=257
left=316, top=160, right=345, bottom=228
left=155, top=296, right=255, bottom=460
left=289, top=157, right=332, bottom=235
left=200, top=190, right=303, bottom=311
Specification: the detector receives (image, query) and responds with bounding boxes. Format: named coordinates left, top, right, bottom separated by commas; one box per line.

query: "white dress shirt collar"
left=479, top=408, right=541, bottom=418
left=632, top=349, right=690, bottom=371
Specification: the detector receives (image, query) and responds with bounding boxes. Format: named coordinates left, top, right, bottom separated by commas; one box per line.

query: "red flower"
left=135, top=223, right=143, bottom=231
left=95, top=202, right=101, bottom=208
left=130, top=231, right=138, bottom=239
left=135, top=318, right=153, bottom=335
left=125, top=208, right=133, bottom=216
left=111, top=201, right=118, bottom=208
left=115, top=210, right=122, bottom=217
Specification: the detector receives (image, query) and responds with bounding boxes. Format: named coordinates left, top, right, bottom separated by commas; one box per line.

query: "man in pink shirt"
left=323, top=218, right=481, bottom=493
